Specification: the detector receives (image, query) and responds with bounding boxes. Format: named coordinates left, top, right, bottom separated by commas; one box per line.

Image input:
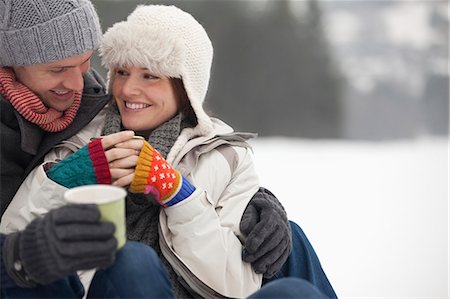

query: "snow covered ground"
left=249, top=137, right=448, bottom=299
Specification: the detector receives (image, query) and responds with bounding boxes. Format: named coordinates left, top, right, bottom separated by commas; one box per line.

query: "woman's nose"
left=121, top=76, right=141, bottom=97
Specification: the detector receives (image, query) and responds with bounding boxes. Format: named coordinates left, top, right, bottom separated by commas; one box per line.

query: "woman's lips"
left=124, top=101, right=151, bottom=111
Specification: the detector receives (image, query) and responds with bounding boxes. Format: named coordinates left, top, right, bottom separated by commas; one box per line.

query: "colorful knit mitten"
left=47, top=139, right=111, bottom=188
left=130, top=141, right=195, bottom=207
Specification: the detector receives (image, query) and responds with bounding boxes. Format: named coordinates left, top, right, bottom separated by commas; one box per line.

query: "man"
left=0, top=0, right=110, bottom=216
left=0, top=0, right=158, bottom=296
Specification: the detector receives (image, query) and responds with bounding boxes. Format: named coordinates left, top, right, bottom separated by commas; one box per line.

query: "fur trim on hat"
left=100, top=22, right=184, bottom=79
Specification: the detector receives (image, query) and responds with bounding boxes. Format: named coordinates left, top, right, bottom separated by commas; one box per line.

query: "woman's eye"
left=116, top=69, right=128, bottom=76
left=143, top=73, right=158, bottom=80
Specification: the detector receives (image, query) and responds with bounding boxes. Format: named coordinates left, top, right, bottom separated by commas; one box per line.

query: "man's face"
left=12, top=51, right=93, bottom=112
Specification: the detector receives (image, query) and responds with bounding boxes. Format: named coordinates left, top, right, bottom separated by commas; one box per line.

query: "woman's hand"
left=101, top=133, right=145, bottom=187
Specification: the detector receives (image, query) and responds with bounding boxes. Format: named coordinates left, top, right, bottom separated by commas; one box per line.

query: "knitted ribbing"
left=0, top=0, right=102, bottom=66
left=47, top=139, right=111, bottom=188
left=1, top=233, right=35, bottom=288
left=88, top=139, right=111, bottom=184
left=147, top=113, right=184, bottom=159
left=101, top=101, right=123, bottom=137
left=131, top=141, right=195, bottom=207
left=0, top=68, right=80, bottom=132
left=18, top=217, right=62, bottom=285
left=0, top=235, right=12, bottom=287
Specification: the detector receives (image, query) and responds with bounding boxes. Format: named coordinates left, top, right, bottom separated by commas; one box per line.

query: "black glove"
left=3, top=204, right=117, bottom=287
left=240, top=187, right=292, bottom=278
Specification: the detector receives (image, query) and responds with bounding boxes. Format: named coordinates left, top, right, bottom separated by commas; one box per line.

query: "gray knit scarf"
left=102, top=102, right=197, bottom=298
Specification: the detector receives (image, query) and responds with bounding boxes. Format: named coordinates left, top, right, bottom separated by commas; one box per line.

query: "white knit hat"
left=100, top=5, right=214, bottom=136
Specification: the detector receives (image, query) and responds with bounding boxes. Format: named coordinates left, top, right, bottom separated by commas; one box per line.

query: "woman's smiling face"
left=111, top=66, right=179, bottom=134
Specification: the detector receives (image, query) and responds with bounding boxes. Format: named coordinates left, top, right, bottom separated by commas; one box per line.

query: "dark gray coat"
left=0, top=69, right=110, bottom=216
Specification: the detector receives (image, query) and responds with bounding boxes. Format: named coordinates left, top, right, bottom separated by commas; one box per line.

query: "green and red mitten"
left=47, top=139, right=111, bottom=188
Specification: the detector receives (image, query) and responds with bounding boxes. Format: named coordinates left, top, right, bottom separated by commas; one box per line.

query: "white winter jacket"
left=0, top=107, right=106, bottom=231
left=0, top=117, right=262, bottom=298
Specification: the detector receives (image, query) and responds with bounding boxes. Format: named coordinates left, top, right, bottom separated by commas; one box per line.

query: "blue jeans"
left=3, top=222, right=336, bottom=298
left=250, top=277, right=329, bottom=299
left=2, top=241, right=173, bottom=298
left=263, top=221, right=338, bottom=299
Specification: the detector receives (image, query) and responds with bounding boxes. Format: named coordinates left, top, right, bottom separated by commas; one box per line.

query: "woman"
left=96, top=5, right=269, bottom=297
left=96, top=5, right=332, bottom=298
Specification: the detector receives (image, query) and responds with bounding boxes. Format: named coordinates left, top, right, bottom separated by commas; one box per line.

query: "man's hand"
left=240, top=188, right=292, bottom=278
left=3, top=204, right=117, bottom=287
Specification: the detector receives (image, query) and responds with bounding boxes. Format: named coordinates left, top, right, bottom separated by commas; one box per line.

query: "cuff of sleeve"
left=164, top=188, right=205, bottom=221
left=88, top=139, right=111, bottom=184
left=162, top=175, right=196, bottom=207
left=130, top=142, right=154, bottom=193
left=3, top=232, right=37, bottom=288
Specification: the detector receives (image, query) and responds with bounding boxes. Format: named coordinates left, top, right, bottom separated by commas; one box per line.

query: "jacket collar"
left=16, top=110, right=45, bottom=155
left=168, top=117, right=257, bottom=166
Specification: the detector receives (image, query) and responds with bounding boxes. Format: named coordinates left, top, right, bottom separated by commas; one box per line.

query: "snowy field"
left=249, top=137, right=448, bottom=299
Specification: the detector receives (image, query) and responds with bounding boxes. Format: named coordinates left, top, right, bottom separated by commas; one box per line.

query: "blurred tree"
left=423, top=4, right=449, bottom=136
left=205, top=0, right=344, bottom=138
left=91, top=0, right=344, bottom=138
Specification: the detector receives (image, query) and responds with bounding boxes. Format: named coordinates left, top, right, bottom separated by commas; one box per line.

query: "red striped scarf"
left=0, top=67, right=81, bottom=132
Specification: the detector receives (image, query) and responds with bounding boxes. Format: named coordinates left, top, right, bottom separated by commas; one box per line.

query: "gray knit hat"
left=0, top=0, right=102, bottom=66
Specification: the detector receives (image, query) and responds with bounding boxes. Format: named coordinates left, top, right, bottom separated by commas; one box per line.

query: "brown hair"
left=170, top=78, right=198, bottom=127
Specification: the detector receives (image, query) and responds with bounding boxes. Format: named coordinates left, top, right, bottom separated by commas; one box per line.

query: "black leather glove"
left=3, top=204, right=117, bottom=287
left=240, top=187, right=292, bottom=278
